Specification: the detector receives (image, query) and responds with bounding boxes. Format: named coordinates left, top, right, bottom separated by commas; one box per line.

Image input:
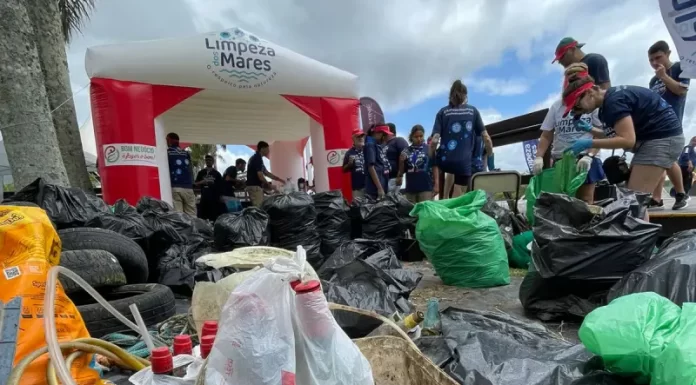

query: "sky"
left=67, top=0, right=695, bottom=174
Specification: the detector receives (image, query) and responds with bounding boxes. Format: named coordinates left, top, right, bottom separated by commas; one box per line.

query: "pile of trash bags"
left=262, top=192, right=323, bottom=267
left=313, top=191, right=351, bottom=257
left=11, top=178, right=110, bottom=228
left=351, top=192, right=415, bottom=254
left=520, top=191, right=661, bottom=321
left=213, top=207, right=270, bottom=250
left=579, top=292, right=696, bottom=385
left=318, top=239, right=423, bottom=337
left=411, top=190, right=510, bottom=288
left=86, top=199, right=153, bottom=253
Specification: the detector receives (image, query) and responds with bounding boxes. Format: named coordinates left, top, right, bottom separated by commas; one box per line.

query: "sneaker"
left=673, top=193, right=689, bottom=210
left=648, top=199, right=664, bottom=210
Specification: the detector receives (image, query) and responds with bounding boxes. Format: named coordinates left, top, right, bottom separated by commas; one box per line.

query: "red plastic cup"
left=201, top=321, right=218, bottom=338
left=200, top=334, right=216, bottom=359
left=150, top=347, right=174, bottom=374
left=173, top=334, right=193, bottom=356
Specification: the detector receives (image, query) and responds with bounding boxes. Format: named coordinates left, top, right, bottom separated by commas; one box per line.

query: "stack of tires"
left=57, top=227, right=176, bottom=338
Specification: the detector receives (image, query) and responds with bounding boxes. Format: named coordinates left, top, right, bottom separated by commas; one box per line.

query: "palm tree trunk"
left=0, top=0, right=70, bottom=189
left=26, top=0, right=92, bottom=190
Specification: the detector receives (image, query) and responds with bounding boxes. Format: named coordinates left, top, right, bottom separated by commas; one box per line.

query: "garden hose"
left=47, top=351, right=83, bottom=385
left=7, top=338, right=149, bottom=385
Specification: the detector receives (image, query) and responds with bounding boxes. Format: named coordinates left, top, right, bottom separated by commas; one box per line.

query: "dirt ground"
left=404, top=260, right=581, bottom=343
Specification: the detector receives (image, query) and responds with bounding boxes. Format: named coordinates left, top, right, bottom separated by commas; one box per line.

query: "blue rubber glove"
left=566, top=139, right=594, bottom=155
left=575, top=119, right=592, bottom=132
left=487, top=154, right=496, bottom=171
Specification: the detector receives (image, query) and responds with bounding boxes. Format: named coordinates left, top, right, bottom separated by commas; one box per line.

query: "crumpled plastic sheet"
left=416, top=307, right=634, bottom=385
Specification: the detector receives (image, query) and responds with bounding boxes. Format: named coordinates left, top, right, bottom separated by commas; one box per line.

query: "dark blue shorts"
left=585, top=157, right=606, bottom=185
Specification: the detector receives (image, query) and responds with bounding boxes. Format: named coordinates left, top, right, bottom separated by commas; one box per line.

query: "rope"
left=0, top=83, right=89, bottom=131
left=100, top=311, right=198, bottom=358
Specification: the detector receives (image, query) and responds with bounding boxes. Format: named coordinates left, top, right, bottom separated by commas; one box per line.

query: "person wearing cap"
left=563, top=75, right=688, bottom=211
left=166, top=132, right=196, bottom=216
left=431, top=80, right=487, bottom=198
left=385, top=123, right=409, bottom=192
left=364, top=125, right=391, bottom=199
left=553, top=37, right=611, bottom=90
left=398, top=124, right=436, bottom=203
left=194, top=154, right=223, bottom=221
left=647, top=40, right=691, bottom=209
left=532, top=63, right=606, bottom=204
left=343, top=129, right=367, bottom=199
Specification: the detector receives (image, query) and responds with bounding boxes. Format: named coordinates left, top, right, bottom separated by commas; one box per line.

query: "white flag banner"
left=660, top=0, right=696, bottom=78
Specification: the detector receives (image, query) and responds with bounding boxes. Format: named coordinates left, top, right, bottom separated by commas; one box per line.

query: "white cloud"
left=478, top=108, right=504, bottom=125
left=466, top=78, right=530, bottom=96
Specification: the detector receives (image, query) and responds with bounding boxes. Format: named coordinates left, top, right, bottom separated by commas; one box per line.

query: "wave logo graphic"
left=205, top=28, right=278, bottom=89
left=218, top=69, right=268, bottom=83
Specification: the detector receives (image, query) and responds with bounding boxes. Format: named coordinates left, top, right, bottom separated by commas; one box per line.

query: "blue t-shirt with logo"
left=649, top=62, right=690, bottom=122
left=599, top=85, right=683, bottom=142
left=678, top=145, right=696, bottom=166
left=386, top=136, right=409, bottom=179
left=167, top=146, right=193, bottom=188
left=432, top=104, right=485, bottom=176
left=343, top=147, right=365, bottom=190
left=363, top=142, right=389, bottom=195
left=472, top=135, right=485, bottom=173
left=403, top=144, right=433, bottom=193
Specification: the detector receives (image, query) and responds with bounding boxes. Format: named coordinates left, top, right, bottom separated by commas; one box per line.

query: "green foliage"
left=59, top=0, right=96, bottom=43
left=187, top=144, right=226, bottom=173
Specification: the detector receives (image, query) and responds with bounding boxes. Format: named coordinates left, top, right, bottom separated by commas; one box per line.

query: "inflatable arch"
left=86, top=27, right=359, bottom=205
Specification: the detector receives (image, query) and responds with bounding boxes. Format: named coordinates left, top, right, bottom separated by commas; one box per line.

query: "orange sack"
left=0, top=206, right=101, bottom=385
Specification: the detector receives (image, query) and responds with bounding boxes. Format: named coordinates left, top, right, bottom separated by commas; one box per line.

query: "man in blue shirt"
left=385, top=123, right=409, bottom=192
left=245, top=141, right=285, bottom=207
left=647, top=40, right=691, bottom=207
left=553, top=37, right=611, bottom=90
left=342, top=129, right=367, bottom=199
left=678, top=136, right=696, bottom=195
left=364, top=125, right=391, bottom=199
left=166, top=133, right=196, bottom=216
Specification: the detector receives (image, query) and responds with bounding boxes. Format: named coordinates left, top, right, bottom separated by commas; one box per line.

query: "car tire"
left=59, top=250, right=127, bottom=294
left=77, top=284, right=176, bottom=338
left=58, top=227, right=148, bottom=284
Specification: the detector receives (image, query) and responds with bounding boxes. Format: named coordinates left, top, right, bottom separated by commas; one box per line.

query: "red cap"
left=150, top=347, right=174, bottom=374
left=292, top=280, right=321, bottom=294
left=352, top=128, right=366, bottom=137
left=290, top=280, right=302, bottom=289
left=173, top=335, right=193, bottom=356
left=372, top=125, right=391, bottom=136
left=202, top=321, right=218, bottom=338
left=200, top=335, right=216, bottom=359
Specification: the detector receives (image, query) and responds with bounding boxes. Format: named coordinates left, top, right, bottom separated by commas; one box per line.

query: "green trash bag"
left=653, top=303, right=696, bottom=385
left=508, top=230, right=533, bottom=268
left=579, top=292, right=682, bottom=383
left=410, top=190, right=510, bottom=288
left=525, top=152, right=587, bottom=225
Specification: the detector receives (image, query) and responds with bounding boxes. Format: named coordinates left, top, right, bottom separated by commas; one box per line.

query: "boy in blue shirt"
left=364, top=125, right=391, bottom=199
left=398, top=125, right=434, bottom=203
left=342, top=129, right=367, bottom=199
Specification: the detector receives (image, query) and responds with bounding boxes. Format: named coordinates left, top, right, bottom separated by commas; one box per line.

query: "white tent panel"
left=85, top=27, right=358, bottom=98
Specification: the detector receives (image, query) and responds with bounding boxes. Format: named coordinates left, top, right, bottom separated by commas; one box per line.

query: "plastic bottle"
left=422, top=298, right=442, bottom=336
left=199, top=335, right=215, bottom=359
left=150, top=347, right=174, bottom=376
left=201, top=321, right=218, bottom=338
left=367, top=311, right=425, bottom=338
left=183, top=335, right=218, bottom=382
left=172, top=335, right=193, bottom=377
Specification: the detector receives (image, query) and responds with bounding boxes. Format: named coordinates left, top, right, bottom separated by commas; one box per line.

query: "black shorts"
left=453, top=174, right=471, bottom=187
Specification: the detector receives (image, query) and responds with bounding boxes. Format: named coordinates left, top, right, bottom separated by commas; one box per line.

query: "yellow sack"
left=0, top=206, right=101, bottom=385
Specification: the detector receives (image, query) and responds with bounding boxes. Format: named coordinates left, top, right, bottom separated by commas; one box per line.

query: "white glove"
left=532, top=157, right=544, bottom=175
left=576, top=155, right=592, bottom=172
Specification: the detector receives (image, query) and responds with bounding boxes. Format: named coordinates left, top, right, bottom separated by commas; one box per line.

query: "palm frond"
left=59, top=0, right=96, bottom=43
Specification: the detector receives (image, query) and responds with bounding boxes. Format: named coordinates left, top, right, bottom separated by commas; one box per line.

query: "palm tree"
left=188, top=144, right=227, bottom=174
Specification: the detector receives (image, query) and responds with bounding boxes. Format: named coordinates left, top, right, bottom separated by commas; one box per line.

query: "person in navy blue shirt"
left=398, top=125, right=434, bottom=203
left=363, top=124, right=391, bottom=199
left=245, top=141, right=285, bottom=207
left=342, top=129, right=367, bottom=199
left=553, top=37, right=611, bottom=90
left=166, top=132, right=196, bottom=216
left=564, top=75, right=688, bottom=211
left=385, top=123, right=409, bottom=192
left=678, top=136, right=696, bottom=195
left=647, top=40, right=691, bottom=208
left=431, top=80, right=487, bottom=198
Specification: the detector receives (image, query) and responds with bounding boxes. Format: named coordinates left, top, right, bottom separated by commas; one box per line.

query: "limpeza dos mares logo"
left=205, top=28, right=278, bottom=89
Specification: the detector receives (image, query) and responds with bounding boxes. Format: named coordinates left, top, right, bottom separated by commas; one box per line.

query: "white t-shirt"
left=541, top=99, right=602, bottom=159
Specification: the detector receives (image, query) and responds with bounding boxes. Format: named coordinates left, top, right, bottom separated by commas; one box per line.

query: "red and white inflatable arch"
left=86, top=27, right=358, bottom=205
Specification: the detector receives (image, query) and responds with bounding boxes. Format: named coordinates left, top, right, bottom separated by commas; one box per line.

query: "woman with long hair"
left=397, top=125, right=436, bottom=203
left=564, top=72, right=688, bottom=210
left=431, top=80, right=488, bottom=198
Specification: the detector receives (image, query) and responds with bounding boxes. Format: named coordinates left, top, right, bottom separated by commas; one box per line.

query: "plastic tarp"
left=411, top=190, right=509, bottom=288
left=520, top=192, right=660, bottom=321
left=213, top=207, right=270, bottom=251
left=608, top=229, right=696, bottom=306
left=313, top=190, right=351, bottom=257
left=417, top=307, right=630, bottom=385
left=319, top=239, right=422, bottom=337
left=261, top=192, right=322, bottom=268
left=525, top=153, right=587, bottom=225
left=579, top=292, right=696, bottom=385
left=11, top=177, right=109, bottom=228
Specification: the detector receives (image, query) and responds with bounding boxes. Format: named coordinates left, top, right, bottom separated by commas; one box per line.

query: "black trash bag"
left=353, top=196, right=402, bottom=253
left=136, top=196, right=173, bottom=213
left=158, top=237, right=214, bottom=295
left=533, top=193, right=659, bottom=280
left=418, top=307, right=631, bottom=385
left=318, top=239, right=391, bottom=279
left=511, top=212, right=531, bottom=235
left=593, top=185, right=650, bottom=220
left=608, top=229, right=696, bottom=306
left=261, top=192, right=322, bottom=267
left=385, top=191, right=416, bottom=230
left=213, top=208, right=270, bottom=251
left=480, top=195, right=514, bottom=250
left=85, top=199, right=152, bottom=252
left=313, top=191, right=351, bottom=257
left=11, top=178, right=109, bottom=228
